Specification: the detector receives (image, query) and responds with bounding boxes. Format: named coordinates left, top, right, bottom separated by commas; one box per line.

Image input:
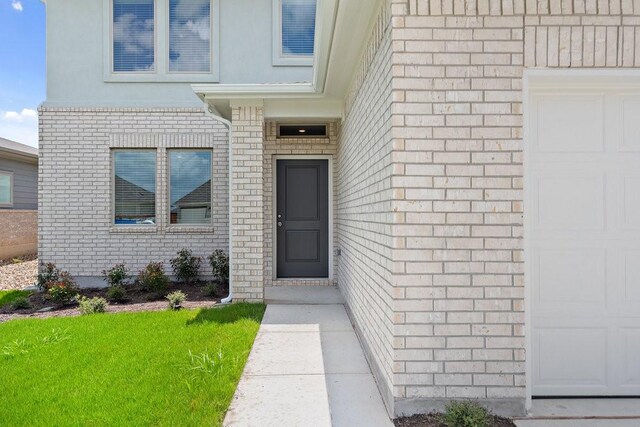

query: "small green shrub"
left=106, top=284, right=127, bottom=302
left=78, top=296, right=108, bottom=315
left=207, top=250, right=229, bottom=285
left=203, top=282, right=219, bottom=298
left=166, top=291, right=186, bottom=310
left=102, top=264, right=129, bottom=287
left=11, top=296, right=30, bottom=310
left=442, top=400, right=490, bottom=427
left=137, top=262, right=170, bottom=293
left=170, top=249, right=201, bottom=284
left=47, top=273, right=79, bottom=306
left=11, top=258, right=23, bottom=264
left=37, top=263, right=62, bottom=291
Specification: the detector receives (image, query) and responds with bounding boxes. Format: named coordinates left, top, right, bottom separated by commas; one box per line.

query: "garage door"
left=529, top=81, right=640, bottom=396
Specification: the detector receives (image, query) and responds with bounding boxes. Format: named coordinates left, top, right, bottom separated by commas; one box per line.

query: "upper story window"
left=169, top=0, right=211, bottom=73
left=113, top=0, right=155, bottom=73
left=0, top=171, right=13, bottom=207
left=106, top=0, right=218, bottom=81
left=273, top=0, right=316, bottom=66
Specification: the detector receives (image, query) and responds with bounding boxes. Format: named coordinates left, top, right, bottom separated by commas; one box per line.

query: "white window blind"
left=113, top=151, right=156, bottom=225
left=169, top=0, right=211, bottom=73
left=169, top=150, right=212, bottom=225
left=113, top=0, right=155, bottom=72
left=281, top=0, right=316, bottom=57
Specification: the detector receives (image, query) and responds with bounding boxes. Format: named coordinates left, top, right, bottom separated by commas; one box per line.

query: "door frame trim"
left=523, top=69, right=640, bottom=411
left=272, top=155, right=333, bottom=281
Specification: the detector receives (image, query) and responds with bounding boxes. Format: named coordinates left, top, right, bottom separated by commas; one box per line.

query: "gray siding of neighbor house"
left=0, top=157, right=38, bottom=210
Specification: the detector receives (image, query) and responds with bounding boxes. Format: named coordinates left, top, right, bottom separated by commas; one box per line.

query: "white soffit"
left=193, top=0, right=382, bottom=119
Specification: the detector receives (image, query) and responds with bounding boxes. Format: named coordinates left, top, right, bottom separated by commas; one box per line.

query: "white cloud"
left=2, top=108, right=37, bottom=122
left=11, top=0, right=23, bottom=11
left=0, top=109, right=38, bottom=147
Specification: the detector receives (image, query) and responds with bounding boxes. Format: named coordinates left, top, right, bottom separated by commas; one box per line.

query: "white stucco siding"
left=45, top=0, right=313, bottom=107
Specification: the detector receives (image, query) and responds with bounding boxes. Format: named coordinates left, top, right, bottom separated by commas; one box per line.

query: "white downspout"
left=203, top=102, right=233, bottom=304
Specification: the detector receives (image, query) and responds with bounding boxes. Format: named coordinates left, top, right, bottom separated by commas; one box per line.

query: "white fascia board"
left=193, top=83, right=318, bottom=99
left=192, top=0, right=339, bottom=101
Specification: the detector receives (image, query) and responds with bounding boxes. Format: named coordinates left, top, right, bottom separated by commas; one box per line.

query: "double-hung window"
left=273, top=0, right=316, bottom=66
left=169, top=0, right=211, bottom=73
left=169, top=150, right=212, bottom=225
left=113, top=150, right=156, bottom=225
left=109, top=0, right=216, bottom=80
left=0, top=171, right=13, bottom=207
left=112, top=0, right=156, bottom=73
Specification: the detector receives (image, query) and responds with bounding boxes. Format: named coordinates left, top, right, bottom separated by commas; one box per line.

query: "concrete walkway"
left=224, top=302, right=393, bottom=427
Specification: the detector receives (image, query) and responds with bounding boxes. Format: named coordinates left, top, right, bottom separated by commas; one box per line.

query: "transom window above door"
left=107, top=0, right=218, bottom=81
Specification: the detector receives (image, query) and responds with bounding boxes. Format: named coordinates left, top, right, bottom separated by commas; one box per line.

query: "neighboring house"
left=0, top=137, right=38, bottom=259
left=40, top=0, right=640, bottom=419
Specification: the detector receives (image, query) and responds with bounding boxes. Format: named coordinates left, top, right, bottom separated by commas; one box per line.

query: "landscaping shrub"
left=442, top=400, right=490, bottom=427
left=203, top=282, right=219, bottom=298
left=137, top=262, right=170, bottom=293
left=102, top=264, right=129, bottom=287
left=78, top=296, right=108, bottom=315
left=37, top=263, right=62, bottom=290
left=208, top=250, right=229, bottom=285
left=170, top=249, right=201, bottom=284
left=11, top=297, right=30, bottom=310
left=166, top=291, right=186, bottom=310
left=106, top=285, right=127, bottom=302
left=47, top=273, right=79, bottom=306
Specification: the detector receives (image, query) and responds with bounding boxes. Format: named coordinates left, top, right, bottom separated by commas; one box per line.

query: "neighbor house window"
left=169, top=0, right=211, bottom=73
left=112, top=0, right=155, bottom=72
left=169, top=150, right=212, bottom=225
left=273, top=0, right=316, bottom=65
left=113, top=151, right=156, bottom=225
left=0, top=172, right=12, bottom=207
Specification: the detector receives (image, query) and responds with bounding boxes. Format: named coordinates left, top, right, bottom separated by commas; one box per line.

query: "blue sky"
left=0, top=0, right=45, bottom=148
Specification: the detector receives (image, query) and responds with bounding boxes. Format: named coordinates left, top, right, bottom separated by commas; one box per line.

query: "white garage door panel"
left=535, top=249, right=606, bottom=306
left=530, top=88, right=640, bottom=396
left=622, top=99, right=640, bottom=151
left=536, top=328, right=607, bottom=384
left=536, top=96, right=604, bottom=152
left=621, top=328, right=640, bottom=387
left=533, top=173, right=605, bottom=230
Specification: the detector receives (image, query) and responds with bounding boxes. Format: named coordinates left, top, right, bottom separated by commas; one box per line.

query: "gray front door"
left=276, top=159, right=329, bottom=278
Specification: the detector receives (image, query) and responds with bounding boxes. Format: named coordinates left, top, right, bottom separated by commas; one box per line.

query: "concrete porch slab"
left=264, top=285, right=345, bottom=305
left=514, top=399, right=640, bottom=427
left=260, top=303, right=353, bottom=332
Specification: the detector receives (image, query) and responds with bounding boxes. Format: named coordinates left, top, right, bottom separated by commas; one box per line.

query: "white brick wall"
left=336, top=0, right=397, bottom=411
left=230, top=104, right=265, bottom=302
left=38, top=108, right=228, bottom=283
left=382, top=0, right=640, bottom=417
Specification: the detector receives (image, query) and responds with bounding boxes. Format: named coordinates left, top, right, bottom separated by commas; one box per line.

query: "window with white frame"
left=273, top=0, right=316, bottom=65
left=113, top=150, right=156, bottom=225
left=0, top=172, right=13, bottom=206
left=109, top=0, right=216, bottom=79
left=169, top=0, right=211, bottom=73
left=169, top=150, right=212, bottom=225
left=112, top=0, right=156, bottom=73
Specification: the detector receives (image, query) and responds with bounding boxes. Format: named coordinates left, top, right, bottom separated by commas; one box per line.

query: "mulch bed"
left=394, top=413, right=516, bottom=427
left=0, top=281, right=228, bottom=323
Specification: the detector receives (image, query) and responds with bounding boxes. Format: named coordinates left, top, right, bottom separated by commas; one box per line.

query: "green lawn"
left=0, top=290, right=31, bottom=308
left=0, top=303, right=265, bottom=426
